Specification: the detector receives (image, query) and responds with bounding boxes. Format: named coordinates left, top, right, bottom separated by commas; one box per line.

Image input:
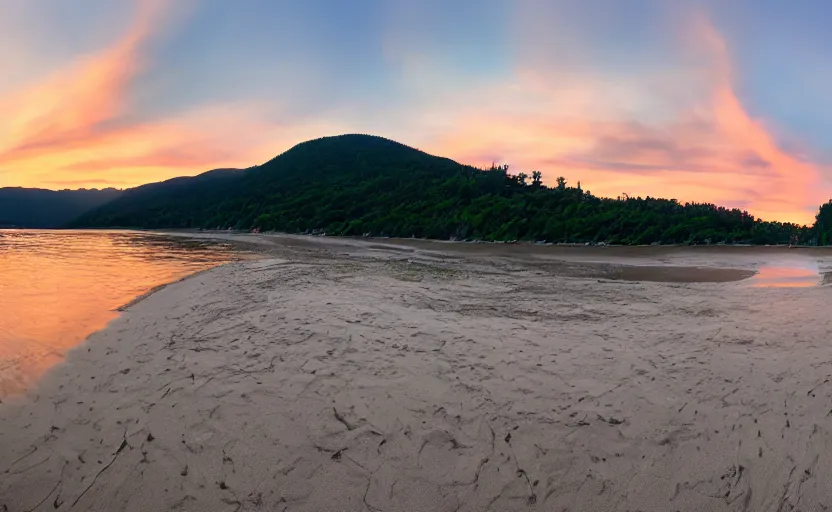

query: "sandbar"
left=2, top=235, right=832, bottom=511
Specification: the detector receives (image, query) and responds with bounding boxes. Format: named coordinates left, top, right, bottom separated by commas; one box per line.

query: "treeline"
left=73, top=134, right=818, bottom=245
left=249, top=166, right=810, bottom=245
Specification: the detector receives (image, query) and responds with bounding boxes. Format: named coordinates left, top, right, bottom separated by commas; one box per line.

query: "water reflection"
left=749, top=265, right=820, bottom=288
left=0, top=230, right=244, bottom=396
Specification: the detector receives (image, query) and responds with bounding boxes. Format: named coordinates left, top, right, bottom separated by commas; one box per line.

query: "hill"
left=0, top=187, right=122, bottom=228
left=72, top=134, right=813, bottom=245
left=72, top=135, right=476, bottom=232
left=67, top=168, right=244, bottom=228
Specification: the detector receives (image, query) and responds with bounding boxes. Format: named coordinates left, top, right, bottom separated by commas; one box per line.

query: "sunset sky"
left=1, top=0, right=830, bottom=223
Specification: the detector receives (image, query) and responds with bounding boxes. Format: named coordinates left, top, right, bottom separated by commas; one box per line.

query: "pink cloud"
left=0, top=0, right=347, bottom=190
left=407, top=9, right=828, bottom=224
left=1, top=0, right=828, bottom=227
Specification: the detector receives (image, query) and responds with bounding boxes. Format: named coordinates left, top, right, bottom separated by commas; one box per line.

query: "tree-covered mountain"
left=71, top=134, right=814, bottom=245
left=0, top=187, right=122, bottom=228
left=66, top=168, right=244, bottom=229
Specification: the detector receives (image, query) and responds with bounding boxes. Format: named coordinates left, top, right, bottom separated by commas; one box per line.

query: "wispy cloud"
left=0, top=0, right=163, bottom=161
left=1, top=0, right=828, bottom=225
left=0, top=0, right=332, bottom=190
left=408, top=8, right=827, bottom=224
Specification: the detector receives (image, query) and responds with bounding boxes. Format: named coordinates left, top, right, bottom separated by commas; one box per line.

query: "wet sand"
left=2, top=235, right=832, bottom=511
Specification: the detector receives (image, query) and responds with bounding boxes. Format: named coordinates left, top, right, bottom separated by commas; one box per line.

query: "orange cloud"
left=694, top=13, right=821, bottom=221
left=415, top=11, right=827, bottom=224
left=2, top=1, right=828, bottom=227
left=1, top=100, right=344, bottom=189
left=0, top=0, right=346, bottom=190
left=0, top=0, right=163, bottom=162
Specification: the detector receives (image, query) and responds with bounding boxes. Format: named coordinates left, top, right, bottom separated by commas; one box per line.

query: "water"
left=1, top=232, right=827, bottom=396
left=0, top=230, right=242, bottom=396
left=746, top=254, right=828, bottom=288
left=748, top=265, right=821, bottom=287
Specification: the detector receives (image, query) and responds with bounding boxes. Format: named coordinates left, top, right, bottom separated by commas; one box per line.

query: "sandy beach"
left=3, top=235, right=832, bottom=511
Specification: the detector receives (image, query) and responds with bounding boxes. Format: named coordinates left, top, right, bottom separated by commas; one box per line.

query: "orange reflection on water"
left=0, top=230, right=239, bottom=397
left=749, top=265, right=820, bottom=288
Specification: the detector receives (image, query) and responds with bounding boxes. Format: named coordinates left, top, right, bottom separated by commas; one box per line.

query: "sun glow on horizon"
left=0, top=0, right=829, bottom=225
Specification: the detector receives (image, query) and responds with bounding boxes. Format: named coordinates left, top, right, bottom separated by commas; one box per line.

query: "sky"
left=1, top=0, right=831, bottom=224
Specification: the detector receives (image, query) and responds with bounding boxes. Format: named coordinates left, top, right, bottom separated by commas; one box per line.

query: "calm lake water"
left=0, top=230, right=241, bottom=397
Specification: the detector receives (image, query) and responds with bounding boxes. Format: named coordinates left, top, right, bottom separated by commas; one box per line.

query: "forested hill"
left=66, top=168, right=244, bottom=229
left=0, top=187, right=122, bottom=228
left=71, top=134, right=815, bottom=245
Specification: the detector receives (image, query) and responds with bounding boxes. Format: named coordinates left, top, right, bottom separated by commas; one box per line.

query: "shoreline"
left=0, top=231, right=248, bottom=400
left=157, top=228, right=832, bottom=250
left=10, top=226, right=831, bottom=251
left=3, top=236, right=832, bottom=511
left=115, top=264, right=239, bottom=312
left=160, top=231, right=796, bottom=285
left=162, top=229, right=832, bottom=262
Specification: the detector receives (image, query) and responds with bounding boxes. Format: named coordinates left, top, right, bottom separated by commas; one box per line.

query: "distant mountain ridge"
left=71, top=135, right=481, bottom=231
left=69, top=135, right=467, bottom=229
left=0, top=187, right=123, bottom=228
left=69, top=134, right=817, bottom=245
left=68, top=167, right=247, bottom=228
left=0, top=168, right=243, bottom=229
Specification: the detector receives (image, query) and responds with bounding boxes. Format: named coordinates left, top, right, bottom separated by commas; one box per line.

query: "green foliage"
left=71, top=134, right=818, bottom=245
left=815, top=200, right=832, bottom=246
